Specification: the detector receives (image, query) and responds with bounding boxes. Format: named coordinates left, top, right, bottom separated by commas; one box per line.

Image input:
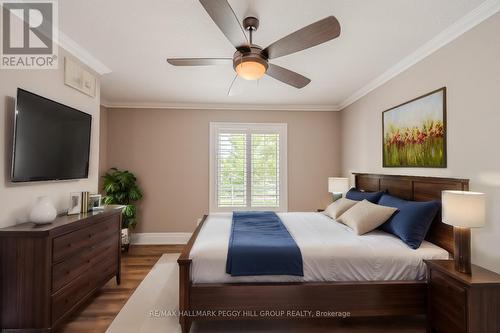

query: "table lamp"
left=328, top=177, right=349, bottom=201
left=442, top=190, right=486, bottom=274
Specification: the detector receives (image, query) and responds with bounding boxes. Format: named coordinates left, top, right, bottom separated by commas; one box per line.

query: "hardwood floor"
left=58, top=245, right=184, bottom=333
left=58, top=245, right=426, bottom=333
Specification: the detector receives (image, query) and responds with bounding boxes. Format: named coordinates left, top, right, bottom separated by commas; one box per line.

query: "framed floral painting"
left=382, top=87, right=446, bottom=168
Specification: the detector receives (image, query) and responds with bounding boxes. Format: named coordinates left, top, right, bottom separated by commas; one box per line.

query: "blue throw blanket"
left=226, top=211, right=304, bottom=276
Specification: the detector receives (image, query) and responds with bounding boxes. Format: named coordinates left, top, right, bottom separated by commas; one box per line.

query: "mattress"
left=190, top=212, right=449, bottom=283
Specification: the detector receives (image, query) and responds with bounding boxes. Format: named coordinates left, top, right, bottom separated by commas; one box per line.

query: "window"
left=210, top=123, right=287, bottom=212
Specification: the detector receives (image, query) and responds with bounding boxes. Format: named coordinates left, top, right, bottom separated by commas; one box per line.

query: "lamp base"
left=453, top=227, right=471, bottom=274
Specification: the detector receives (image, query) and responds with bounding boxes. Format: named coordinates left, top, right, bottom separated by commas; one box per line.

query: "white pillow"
left=323, top=198, right=358, bottom=219
left=337, top=199, right=397, bottom=235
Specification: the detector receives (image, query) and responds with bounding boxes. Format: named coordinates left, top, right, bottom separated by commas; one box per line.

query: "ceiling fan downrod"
left=243, top=16, right=259, bottom=46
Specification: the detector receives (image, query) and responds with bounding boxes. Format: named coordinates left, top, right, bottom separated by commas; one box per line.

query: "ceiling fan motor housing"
left=233, top=46, right=268, bottom=69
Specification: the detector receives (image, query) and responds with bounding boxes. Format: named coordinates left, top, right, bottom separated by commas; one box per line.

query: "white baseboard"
left=131, top=232, right=192, bottom=245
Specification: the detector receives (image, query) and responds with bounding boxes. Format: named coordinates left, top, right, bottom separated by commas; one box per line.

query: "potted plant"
left=102, top=168, right=143, bottom=251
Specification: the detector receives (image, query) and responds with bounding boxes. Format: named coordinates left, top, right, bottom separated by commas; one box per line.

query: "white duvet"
left=190, top=212, right=449, bottom=283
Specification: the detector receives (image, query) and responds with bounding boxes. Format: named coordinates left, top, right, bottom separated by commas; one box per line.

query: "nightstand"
left=425, top=260, right=500, bottom=333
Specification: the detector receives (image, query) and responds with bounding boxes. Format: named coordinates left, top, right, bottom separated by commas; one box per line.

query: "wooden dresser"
left=425, top=260, right=500, bottom=333
left=0, top=208, right=122, bottom=332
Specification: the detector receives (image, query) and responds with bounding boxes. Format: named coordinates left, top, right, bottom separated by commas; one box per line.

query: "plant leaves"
left=129, top=186, right=143, bottom=201
left=102, top=196, right=115, bottom=205
left=122, top=204, right=136, bottom=219
left=101, top=167, right=142, bottom=229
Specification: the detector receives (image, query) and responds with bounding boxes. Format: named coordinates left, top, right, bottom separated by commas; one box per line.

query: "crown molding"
left=100, top=97, right=111, bottom=107
left=338, top=0, right=500, bottom=110
left=58, top=31, right=112, bottom=75
left=100, top=101, right=341, bottom=112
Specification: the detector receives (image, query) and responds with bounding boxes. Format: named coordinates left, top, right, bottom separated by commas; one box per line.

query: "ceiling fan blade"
left=266, top=64, right=311, bottom=89
left=263, top=16, right=340, bottom=59
left=167, top=58, right=232, bottom=66
left=199, top=0, right=249, bottom=49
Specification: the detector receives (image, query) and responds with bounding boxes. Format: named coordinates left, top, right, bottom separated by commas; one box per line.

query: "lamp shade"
left=442, top=191, right=486, bottom=228
left=328, top=177, right=349, bottom=194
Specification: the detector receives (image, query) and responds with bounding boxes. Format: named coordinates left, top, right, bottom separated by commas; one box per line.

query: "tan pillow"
left=337, top=200, right=397, bottom=235
left=323, top=198, right=358, bottom=219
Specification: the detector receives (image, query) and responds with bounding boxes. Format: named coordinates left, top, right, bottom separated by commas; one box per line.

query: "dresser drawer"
left=52, top=226, right=93, bottom=263
left=52, top=272, right=93, bottom=322
left=91, top=235, right=119, bottom=264
left=52, top=217, right=119, bottom=263
left=429, top=270, right=467, bottom=333
left=52, top=249, right=92, bottom=293
left=90, top=219, right=120, bottom=246
left=92, top=254, right=118, bottom=287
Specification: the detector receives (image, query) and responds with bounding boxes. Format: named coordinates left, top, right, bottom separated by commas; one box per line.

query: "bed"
left=177, top=173, right=469, bottom=333
left=191, top=212, right=449, bottom=283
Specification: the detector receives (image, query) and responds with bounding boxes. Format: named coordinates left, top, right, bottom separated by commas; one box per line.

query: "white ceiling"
left=59, top=0, right=494, bottom=109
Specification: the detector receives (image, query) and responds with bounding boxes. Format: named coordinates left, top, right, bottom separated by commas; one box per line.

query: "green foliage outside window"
left=218, top=133, right=279, bottom=208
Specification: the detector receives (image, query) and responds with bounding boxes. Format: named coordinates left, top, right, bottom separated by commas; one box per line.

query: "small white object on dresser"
left=30, top=196, right=57, bottom=224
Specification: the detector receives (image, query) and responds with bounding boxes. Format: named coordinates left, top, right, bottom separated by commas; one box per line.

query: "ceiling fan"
left=167, top=0, right=341, bottom=93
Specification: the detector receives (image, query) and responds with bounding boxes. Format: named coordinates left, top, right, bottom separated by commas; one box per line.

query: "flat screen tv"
left=11, top=88, right=92, bottom=182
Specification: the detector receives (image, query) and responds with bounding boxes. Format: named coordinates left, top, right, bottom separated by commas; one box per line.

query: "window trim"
left=209, top=122, right=288, bottom=213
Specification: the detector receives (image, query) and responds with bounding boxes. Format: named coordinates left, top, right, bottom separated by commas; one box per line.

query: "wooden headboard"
left=353, top=173, right=469, bottom=255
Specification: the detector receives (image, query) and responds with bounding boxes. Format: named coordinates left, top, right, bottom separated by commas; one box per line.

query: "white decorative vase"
left=30, top=196, right=57, bottom=224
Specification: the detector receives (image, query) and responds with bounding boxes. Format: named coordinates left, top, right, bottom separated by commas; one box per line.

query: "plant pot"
left=121, top=228, right=130, bottom=252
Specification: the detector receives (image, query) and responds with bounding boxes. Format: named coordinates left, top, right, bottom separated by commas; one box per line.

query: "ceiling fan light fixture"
left=235, top=60, right=267, bottom=80
left=233, top=47, right=269, bottom=81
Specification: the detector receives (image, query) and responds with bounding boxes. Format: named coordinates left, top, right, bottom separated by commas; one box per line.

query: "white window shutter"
left=251, top=133, right=279, bottom=208
left=217, top=133, right=247, bottom=208
left=210, top=123, right=287, bottom=212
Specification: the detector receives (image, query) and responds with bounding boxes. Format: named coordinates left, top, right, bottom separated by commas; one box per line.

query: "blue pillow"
left=345, top=188, right=384, bottom=203
left=378, top=194, right=440, bottom=249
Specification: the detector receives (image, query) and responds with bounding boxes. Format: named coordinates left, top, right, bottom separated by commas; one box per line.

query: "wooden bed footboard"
left=177, top=174, right=469, bottom=333
left=178, top=259, right=192, bottom=333
left=189, top=280, right=428, bottom=316
left=178, top=214, right=208, bottom=333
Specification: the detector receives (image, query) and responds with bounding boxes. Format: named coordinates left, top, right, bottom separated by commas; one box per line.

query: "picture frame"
left=68, top=192, right=82, bottom=215
left=89, top=194, right=103, bottom=211
left=382, top=87, right=447, bottom=168
left=64, top=57, right=96, bottom=97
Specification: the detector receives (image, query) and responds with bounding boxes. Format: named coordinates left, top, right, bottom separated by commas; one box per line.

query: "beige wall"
left=340, top=13, right=500, bottom=272
left=98, top=105, right=108, bottom=192
left=0, top=48, right=101, bottom=227
left=105, top=108, right=341, bottom=233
